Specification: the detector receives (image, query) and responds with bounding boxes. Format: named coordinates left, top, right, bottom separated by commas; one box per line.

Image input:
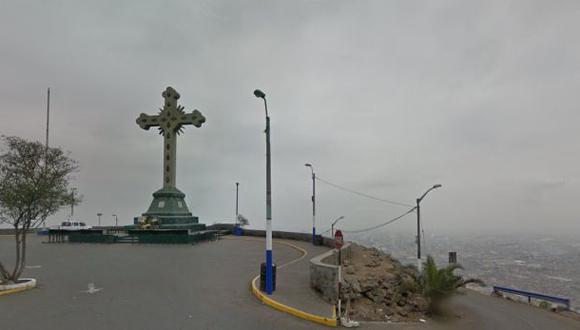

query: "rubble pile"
left=340, top=244, right=429, bottom=321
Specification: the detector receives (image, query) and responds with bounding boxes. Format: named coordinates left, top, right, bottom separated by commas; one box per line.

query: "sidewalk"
left=271, top=239, right=335, bottom=317
left=247, top=237, right=337, bottom=326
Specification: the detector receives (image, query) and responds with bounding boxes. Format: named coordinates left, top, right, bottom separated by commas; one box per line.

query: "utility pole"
left=45, top=87, right=50, bottom=151
left=304, top=163, right=316, bottom=244
left=112, top=214, right=118, bottom=227
left=43, top=87, right=50, bottom=228
left=235, top=182, right=239, bottom=225
left=416, top=184, right=442, bottom=272
left=71, top=188, right=76, bottom=218
left=97, top=213, right=102, bottom=226
left=416, top=198, right=421, bottom=271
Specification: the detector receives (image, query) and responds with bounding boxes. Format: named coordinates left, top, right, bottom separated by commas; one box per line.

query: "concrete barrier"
left=309, top=243, right=351, bottom=304
left=241, top=229, right=339, bottom=248
left=0, top=228, right=39, bottom=235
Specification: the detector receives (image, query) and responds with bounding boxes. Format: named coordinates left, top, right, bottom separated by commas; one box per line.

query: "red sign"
left=334, top=230, right=344, bottom=249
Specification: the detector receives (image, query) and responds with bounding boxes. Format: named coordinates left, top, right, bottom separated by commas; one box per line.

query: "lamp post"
left=254, top=88, right=274, bottom=295
left=112, top=214, right=118, bottom=227
left=331, top=216, right=345, bottom=239
left=235, top=182, right=239, bottom=225
left=304, top=163, right=316, bottom=244
left=70, top=188, right=77, bottom=218
left=416, top=184, right=442, bottom=272
left=97, top=213, right=102, bottom=227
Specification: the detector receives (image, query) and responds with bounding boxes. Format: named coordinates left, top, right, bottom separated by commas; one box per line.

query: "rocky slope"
left=340, top=243, right=428, bottom=321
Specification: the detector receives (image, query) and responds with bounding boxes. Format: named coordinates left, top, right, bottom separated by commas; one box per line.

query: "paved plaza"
left=0, top=235, right=328, bottom=330
left=2, top=235, right=580, bottom=330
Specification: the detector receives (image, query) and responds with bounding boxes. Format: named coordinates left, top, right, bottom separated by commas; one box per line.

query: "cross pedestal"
left=136, top=87, right=206, bottom=230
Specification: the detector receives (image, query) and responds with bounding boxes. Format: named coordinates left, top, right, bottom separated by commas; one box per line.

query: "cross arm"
left=180, top=110, right=206, bottom=128
left=136, top=113, right=160, bottom=130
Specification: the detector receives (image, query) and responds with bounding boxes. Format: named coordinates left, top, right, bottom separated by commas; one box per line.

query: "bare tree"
left=0, top=136, right=79, bottom=284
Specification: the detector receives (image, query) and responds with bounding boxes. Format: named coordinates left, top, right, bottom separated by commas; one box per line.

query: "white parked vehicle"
left=55, top=221, right=92, bottom=231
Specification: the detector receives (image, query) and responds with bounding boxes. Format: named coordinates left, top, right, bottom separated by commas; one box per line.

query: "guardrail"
left=493, top=286, right=571, bottom=310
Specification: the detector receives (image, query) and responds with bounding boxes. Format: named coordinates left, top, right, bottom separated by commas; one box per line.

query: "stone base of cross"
left=142, top=187, right=204, bottom=230
left=136, top=87, right=206, bottom=230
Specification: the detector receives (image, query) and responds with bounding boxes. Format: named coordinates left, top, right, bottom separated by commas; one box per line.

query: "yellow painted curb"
left=241, top=238, right=337, bottom=327
left=251, top=275, right=337, bottom=327
left=0, top=278, right=36, bottom=296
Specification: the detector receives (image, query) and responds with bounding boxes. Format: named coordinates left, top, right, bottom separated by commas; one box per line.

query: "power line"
left=341, top=208, right=416, bottom=234
left=320, top=227, right=332, bottom=235
left=315, top=176, right=414, bottom=207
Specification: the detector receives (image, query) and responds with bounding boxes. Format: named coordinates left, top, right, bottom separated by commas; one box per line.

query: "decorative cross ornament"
left=136, top=87, right=206, bottom=188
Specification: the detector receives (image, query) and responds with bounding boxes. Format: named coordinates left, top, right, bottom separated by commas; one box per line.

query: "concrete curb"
left=241, top=237, right=337, bottom=327
left=0, top=278, right=37, bottom=296
left=251, top=275, right=337, bottom=327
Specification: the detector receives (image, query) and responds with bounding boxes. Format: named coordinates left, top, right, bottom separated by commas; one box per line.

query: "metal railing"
left=493, top=286, right=570, bottom=310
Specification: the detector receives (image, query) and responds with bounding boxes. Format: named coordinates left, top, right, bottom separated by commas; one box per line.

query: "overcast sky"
left=1, top=1, right=579, bottom=237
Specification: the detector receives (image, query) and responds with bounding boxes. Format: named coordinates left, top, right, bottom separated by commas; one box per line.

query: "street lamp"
left=304, top=163, right=316, bottom=244
left=112, top=214, right=118, bottom=227
left=235, top=182, right=239, bottom=225
left=416, top=184, right=442, bottom=272
left=254, top=88, right=274, bottom=295
left=97, top=213, right=102, bottom=227
left=70, top=188, right=77, bottom=218
left=331, top=216, right=345, bottom=239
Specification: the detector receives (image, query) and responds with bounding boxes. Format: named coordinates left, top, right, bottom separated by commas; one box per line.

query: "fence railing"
left=493, top=286, right=570, bottom=310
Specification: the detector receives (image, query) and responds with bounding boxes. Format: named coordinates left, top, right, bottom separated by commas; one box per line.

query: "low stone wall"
left=239, top=229, right=338, bottom=248
left=244, top=229, right=313, bottom=243
left=0, top=228, right=39, bottom=235
left=206, top=223, right=235, bottom=231
left=310, top=243, right=351, bottom=304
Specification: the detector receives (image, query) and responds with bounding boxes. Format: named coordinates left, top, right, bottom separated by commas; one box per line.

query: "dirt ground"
left=340, top=243, right=428, bottom=322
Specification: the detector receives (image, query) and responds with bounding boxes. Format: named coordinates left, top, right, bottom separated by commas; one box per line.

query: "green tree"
left=420, top=255, right=484, bottom=314
left=0, top=136, right=79, bottom=284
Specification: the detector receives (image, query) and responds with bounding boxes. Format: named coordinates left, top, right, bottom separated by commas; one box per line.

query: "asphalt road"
left=449, top=290, right=580, bottom=330
left=360, top=288, right=580, bottom=330
left=0, top=235, right=327, bottom=330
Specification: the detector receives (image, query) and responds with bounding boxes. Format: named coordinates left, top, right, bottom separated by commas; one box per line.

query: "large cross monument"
left=136, top=87, right=206, bottom=230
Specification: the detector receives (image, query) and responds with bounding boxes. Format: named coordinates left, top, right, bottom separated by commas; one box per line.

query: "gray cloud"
left=1, top=0, right=579, bottom=236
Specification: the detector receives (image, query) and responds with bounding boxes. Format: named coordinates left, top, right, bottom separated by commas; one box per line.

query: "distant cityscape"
left=350, top=231, right=580, bottom=312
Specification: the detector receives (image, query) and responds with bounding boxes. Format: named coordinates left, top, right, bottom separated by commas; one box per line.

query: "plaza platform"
left=0, top=234, right=331, bottom=330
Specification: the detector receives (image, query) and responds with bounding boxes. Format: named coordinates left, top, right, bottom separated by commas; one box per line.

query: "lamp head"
left=253, top=89, right=266, bottom=99
left=332, top=216, right=345, bottom=225
left=433, top=184, right=442, bottom=189
left=304, top=163, right=312, bottom=167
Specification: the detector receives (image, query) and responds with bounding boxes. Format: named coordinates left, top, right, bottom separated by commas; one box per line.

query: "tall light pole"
left=254, top=89, right=274, bottom=295
left=97, top=213, right=102, bottom=227
left=70, top=188, right=77, bottom=218
left=112, top=214, right=118, bottom=227
left=331, top=216, right=345, bottom=239
left=304, top=163, right=316, bottom=244
left=42, top=88, right=50, bottom=229
left=235, top=182, right=239, bottom=225
left=416, top=184, right=442, bottom=272
left=45, top=87, right=50, bottom=152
